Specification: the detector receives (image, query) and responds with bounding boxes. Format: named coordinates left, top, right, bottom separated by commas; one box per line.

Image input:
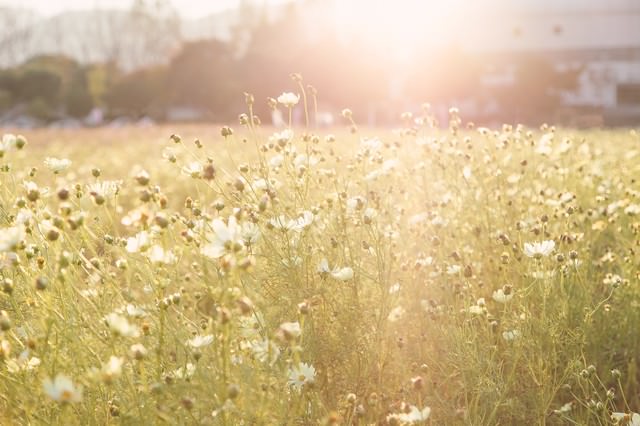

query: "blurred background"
left=0, top=0, right=638, bottom=128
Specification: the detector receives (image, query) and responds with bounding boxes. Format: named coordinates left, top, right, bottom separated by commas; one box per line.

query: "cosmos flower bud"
left=463, top=265, right=473, bottom=278
left=181, top=397, right=194, bottom=411
left=203, top=164, right=216, bottom=181
left=411, top=376, right=424, bottom=390
left=35, top=276, right=48, bottom=291
left=297, top=300, right=310, bottom=315
left=135, top=170, right=150, bottom=185
left=46, top=228, right=60, bottom=242
left=236, top=297, right=254, bottom=315
left=227, top=383, right=240, bottom=399
left=154, top=214, right=169, bottom=229
left=0, top=311, right=11, bottom=331
left=2, top=278, right=13, bottom=294
left=58, top=188, right=70, bottom=200
left=221, top=126, right=233, bottom=138
left=15, top=135, right=27, bottom=149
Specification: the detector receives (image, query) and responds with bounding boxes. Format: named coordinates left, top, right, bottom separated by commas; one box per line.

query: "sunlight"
left=330, top=0, right=470, bottom=61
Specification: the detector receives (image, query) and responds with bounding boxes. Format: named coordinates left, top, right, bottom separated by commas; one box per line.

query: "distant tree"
left=18, top=69, right=61, bottom=106
left=495, top=56, right=581, bottom=123
left=166, top=40, right=239, bottom=118
left=0, top=89, right=11, bottom=112
left=27, top=98, right=52, bottom=120
left=65, top=68, right=94, bottom=118
left=0, top=69, right=19, bottom=100
left=105, top=66, right=166, bottom=117
left=86, top=62, right=118, bottom=108
left=239, top=4, right=310, bottom=117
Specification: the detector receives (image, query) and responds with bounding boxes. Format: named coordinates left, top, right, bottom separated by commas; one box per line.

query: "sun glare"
left=330, top=0, right=469, bottom=61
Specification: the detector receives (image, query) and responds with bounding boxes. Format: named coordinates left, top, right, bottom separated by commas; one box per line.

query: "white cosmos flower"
left=1, top=133, right=16, bottom=152
left=6, top=350, right=41, bottom=373
left=611, top=412, right=640, bottom=425
left=182, top=161, right=203, bottom=178
left=270, top=129, right=294, bottom=145
left=318, top=259, right=354, bottom=281
left=447, top=265, right=461, bottom=275
left=187, top=334, right=214, bottom=349
left=251, top=339, right=280, bottom=366
left=502, top=329, right=521, bottom=341
left=467, top=299, right=486, bottom=315
left=277, top=92, right=299, bottom=107
left=201, top=216, right=243, bottom=259
left=238, top=314, right=263, bottom=340
left=536, top=133, right=553, bottom=156
left=553, top=402, right=573, bottom=415
left=278, top=321, right=301, bottom=339
left=291, top=211, right=314, bottom=231
left=382, top=159, right=399, bottom=172
left=387, top=306, right=405, bottom=322
left=269, top=154, right=284, bottom=168
left=23, top=180, right=39, bottom=196
left=363, top=207, right=377, bottom=222
left=287, top=362, right=315, bottom=390
left=269, top=211, right=314, bottom=232
left=387, top=405, right=431, bottom=424
left=15, top=209, right=33, bottom=225
left=492, top=288, right=513, bottom=303
left=269, top=215, right=292, bottom=231
left=126, top=231, right=151, bottom=253
left=317, top=258, right=331, bottom=274
left=523, top=240, right=555, bottom=258
left=44, top=157, right=71, bottom=173
left=462, top=165, right=472, bottom=180
left=105, top=313, right=140, bottom=338
left=172, top=363, right=196, bottom=380
left=125, top=304, right=146, bottom=318
left=468, top=305, right=486, bottom=315
left=331, top=267, right=354, bottom=281
left=147, top=245, right=177, bottom=264
left=87, top=180, right=121, bottom=199
left=43, top=374, right=82, bottom=403
left=101, top=356, right=124, bottom=383
left=0, top=225, right=25, bottom=252
left=129, top=343, right=148, bottom=359
left=241, top=222, right=261, bottom=246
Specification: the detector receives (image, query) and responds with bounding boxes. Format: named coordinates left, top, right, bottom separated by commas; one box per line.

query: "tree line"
left=0, top=1, right=581, bottom=125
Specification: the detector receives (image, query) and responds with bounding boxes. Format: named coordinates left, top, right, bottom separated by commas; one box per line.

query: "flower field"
left=1, top=99, right=640, bottom=425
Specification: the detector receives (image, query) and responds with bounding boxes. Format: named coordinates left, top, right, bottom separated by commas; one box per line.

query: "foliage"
left=104, top=67, right=166, bottom=118
left=0, top=83, right=639, bottom=424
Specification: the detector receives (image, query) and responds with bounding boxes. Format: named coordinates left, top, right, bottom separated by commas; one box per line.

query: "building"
left=466, top=0, right=640, bottom=125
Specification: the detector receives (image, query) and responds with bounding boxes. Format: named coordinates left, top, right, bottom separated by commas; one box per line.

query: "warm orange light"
left=328, top=0, right=470, bottom=61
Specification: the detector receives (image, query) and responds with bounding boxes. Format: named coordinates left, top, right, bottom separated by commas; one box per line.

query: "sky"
left=0, top=0, right=293, bottom=18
